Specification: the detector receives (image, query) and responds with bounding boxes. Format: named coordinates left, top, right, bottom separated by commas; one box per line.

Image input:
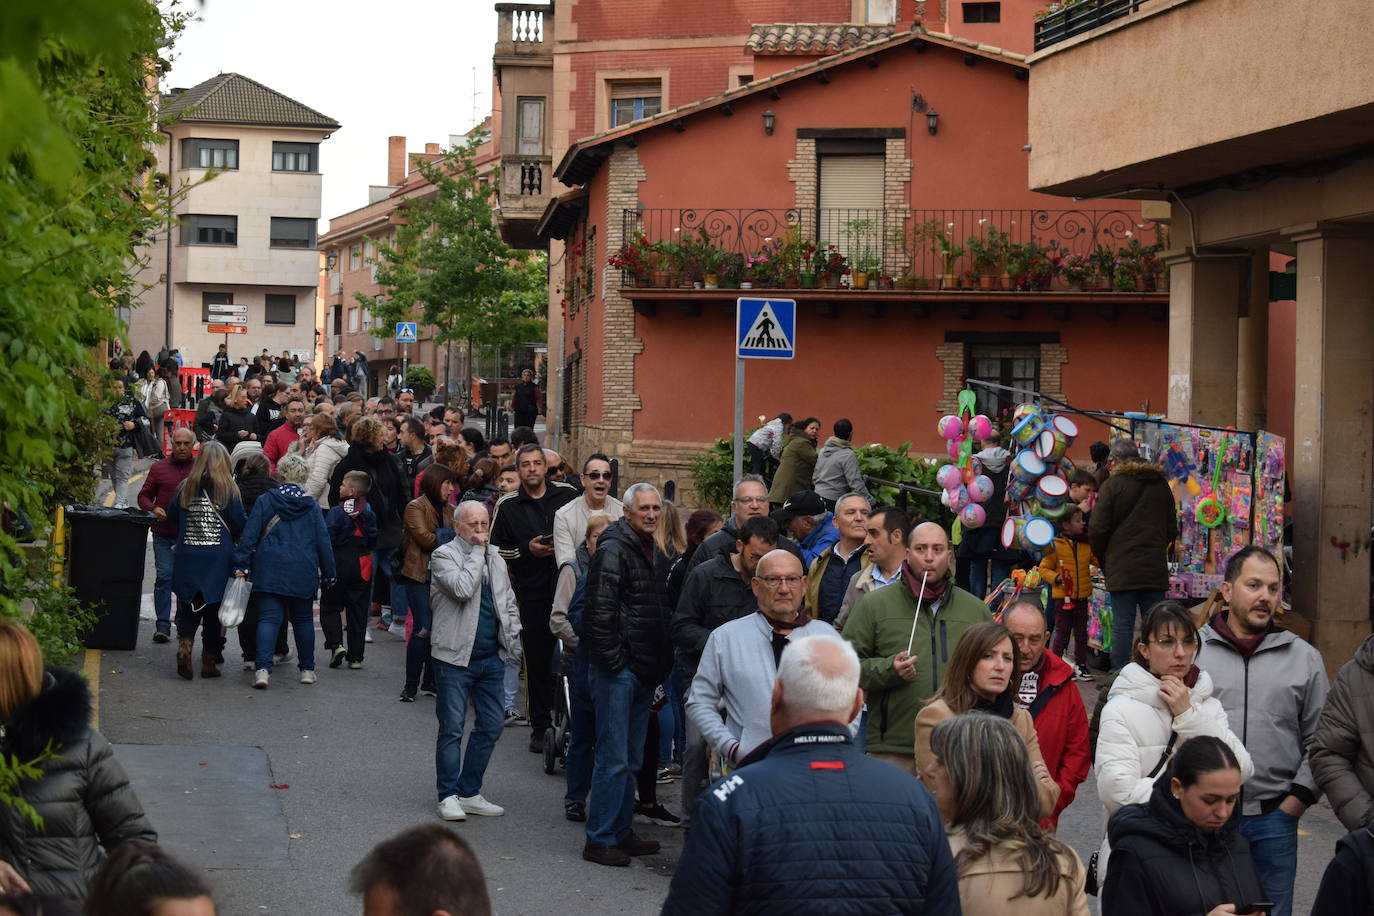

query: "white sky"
left=165, top=0, right=496, bottom=227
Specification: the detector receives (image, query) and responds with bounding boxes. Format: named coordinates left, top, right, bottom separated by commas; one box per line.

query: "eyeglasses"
left=1149, top=636, right=1198, bottom=652
left=585, top=471, right=612, bottom=480
left=756, top=575, right=804, bottom=589
left=734, top=496, right=767, bottom=505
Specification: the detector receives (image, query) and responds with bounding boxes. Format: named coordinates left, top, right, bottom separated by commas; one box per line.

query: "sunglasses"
left=584, top=471, right=612, bottom=481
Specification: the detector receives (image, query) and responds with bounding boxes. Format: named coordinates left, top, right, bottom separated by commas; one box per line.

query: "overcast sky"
left=165, top=0, right=497, bottom=227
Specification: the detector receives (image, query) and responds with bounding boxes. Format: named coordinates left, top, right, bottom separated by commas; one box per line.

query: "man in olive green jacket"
left=843, top=521, right=992, bottom=773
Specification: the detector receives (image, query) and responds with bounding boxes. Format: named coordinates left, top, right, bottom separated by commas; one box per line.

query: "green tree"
left=0, top=0, right=186, bottom=632
left=363, top=134, right=548, bottom=359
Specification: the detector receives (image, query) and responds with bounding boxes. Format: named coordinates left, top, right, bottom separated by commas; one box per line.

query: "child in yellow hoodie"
left=1038, top=506, right=1097, bottom=681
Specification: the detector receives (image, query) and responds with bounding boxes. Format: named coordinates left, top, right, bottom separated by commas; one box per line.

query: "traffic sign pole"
left=733, top=357, right=745, bottom=488
left=733, top=297, right=795, bottom=488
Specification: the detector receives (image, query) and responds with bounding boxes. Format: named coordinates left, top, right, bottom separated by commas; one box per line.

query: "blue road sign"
left=736, top=298, right=795, bottom=359
left=395, top=322, right=418, bottom=343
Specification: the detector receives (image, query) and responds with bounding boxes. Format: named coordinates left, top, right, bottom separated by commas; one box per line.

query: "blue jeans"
left=434, top=653, right=506, bottom=800
left=586, top=665, right=653, bottom=847
left=968, top=558, right=1012, bottom=599
left=1109, top=589, right=1165, bottom=671
left=398, top=577, right=433, bottom=692
left=256, top=593, right=315, bottom=672
left=152, top=534, right=176, bottom=634
left=372, top=548, right=408, bottom=621
left=1238, top=808, right=1299, bottom=916
left=565, top=666, right=596, bottom=807
left=503, top=656, right=520, bottom=712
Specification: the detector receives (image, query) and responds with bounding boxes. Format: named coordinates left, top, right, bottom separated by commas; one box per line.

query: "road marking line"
left=102, top=469, right=148, bottom=507
left=84, top=648, right=101, bottom=729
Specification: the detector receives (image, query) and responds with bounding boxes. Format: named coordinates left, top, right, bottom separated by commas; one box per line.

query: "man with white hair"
left=688, top=549, right=845, bottom=770
left=663, top=635, right=959, bottom=915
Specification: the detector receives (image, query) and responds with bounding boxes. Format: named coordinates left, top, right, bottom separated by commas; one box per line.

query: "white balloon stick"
left=906, top=570, right=929, bottom=658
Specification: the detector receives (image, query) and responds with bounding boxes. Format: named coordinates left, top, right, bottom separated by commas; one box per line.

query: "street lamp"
left=325, top=250, right=338, bottom=271
left=926, top=108, right=940, bottom=135
left=762, top=109, right=775, bottom=135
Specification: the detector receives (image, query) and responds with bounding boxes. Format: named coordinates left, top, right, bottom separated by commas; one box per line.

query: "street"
left=81, top=524, right=1348, bottom=915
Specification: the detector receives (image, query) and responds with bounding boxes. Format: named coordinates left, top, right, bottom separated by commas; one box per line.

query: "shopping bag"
left=219, top=576, right=250, bottom=627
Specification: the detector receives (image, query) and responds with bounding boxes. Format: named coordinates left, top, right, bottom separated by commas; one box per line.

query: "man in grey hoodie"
left=811, top=418, right=872, bottom=508
left=956, top=433, right=1016, bottom=598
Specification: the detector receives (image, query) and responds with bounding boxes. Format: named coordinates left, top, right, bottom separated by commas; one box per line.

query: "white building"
left=128, top=73, right=339, bottom=369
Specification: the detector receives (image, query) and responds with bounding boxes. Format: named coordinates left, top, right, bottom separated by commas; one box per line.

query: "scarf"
left=900, top=560, right=950, bottom=604
left=762, top=609, right=811, bottom=665
left=1210, top=610, right=1268, bottom=662
left=972, top=688, right=1015, bottom=719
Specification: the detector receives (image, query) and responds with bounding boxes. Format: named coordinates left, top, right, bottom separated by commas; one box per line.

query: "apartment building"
left=129, top=73, right=339, bottom=369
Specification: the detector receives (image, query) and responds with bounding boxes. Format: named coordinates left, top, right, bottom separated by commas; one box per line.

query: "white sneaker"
left=242, top=660, right=254, bottom=671
left=365, top=631, right=373, bottom=643
left=253, top=669, right=269, bottom=689
left=457, top=794, right=504, bottom=817
left=389, top=622, right=407, bottom=637
left=274, top=649, right=292, bottom=664
left=300, top=670, right=317, bottom=685
left=437, top=795, right=466, bottom=821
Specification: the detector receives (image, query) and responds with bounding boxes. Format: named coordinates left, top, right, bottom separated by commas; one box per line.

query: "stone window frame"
left=936, top=332, right=1067, bottom=416
left=788, top=130, right=911, bottom=265
left=594, top=69, right=671, bottom=136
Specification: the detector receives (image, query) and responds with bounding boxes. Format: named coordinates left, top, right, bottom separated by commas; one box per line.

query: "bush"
left=406, top=365, right=436, bottom=390
left=855, top=441, right=951, bottom=525
left=688, top=437, right=735, bottom=514
left=0, top=543, right=97, bottom=667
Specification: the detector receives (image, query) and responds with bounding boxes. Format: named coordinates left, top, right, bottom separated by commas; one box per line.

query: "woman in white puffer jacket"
left=1093, top=600, right=1252, bottom=886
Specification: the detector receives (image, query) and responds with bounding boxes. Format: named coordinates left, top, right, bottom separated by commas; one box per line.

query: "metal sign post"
left=733, top=297, right=796, bottom=487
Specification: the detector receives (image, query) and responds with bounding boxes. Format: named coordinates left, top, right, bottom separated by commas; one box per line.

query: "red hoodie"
left=1015, top=649, right=1091, bottom=830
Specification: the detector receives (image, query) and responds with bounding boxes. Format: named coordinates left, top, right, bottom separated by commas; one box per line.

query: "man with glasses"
left=1003, top=597, right=1090, bottom=830
left=552, top=453, right=624, bottom=567
left=687, top=548, right=847, bottom=775
left=375, top=396, right=398, bottom=419
left=843, top=521, right=991, bottom=774
left=688, top=475, right=803, bottom=574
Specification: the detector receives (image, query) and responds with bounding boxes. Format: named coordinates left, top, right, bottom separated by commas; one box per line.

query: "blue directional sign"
left=395, top=322, right=418, bottom=343
left=736, top=297, right=795, bottom=359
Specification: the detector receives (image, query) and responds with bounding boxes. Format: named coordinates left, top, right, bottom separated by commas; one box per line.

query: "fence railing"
left=1033, top=0, right=1148, bottom=51
left=496, top=3, right=550, bottom=52
left=621, top=207, right=1163, bottom=288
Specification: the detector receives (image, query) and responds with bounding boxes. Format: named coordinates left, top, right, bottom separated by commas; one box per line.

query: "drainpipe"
left=159, top=127, right=175, bottom=351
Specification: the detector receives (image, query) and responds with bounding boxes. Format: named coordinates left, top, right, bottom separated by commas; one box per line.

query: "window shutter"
left=608, top=79, right=661, bottom=99
left=818, top=155, right=884, bottom=250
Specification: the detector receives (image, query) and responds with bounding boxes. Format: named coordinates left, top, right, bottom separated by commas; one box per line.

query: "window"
left=737, top=74, right=754, bottom=87
left=272, top=141, right=318, bottom=172
left=181, top=214, right=237, bottom=246
left=265, top=293, right=296, bottom=325
left=201, top=291, right=233, bottom=324
left=270, top=217, right=316, bottom=249
left=968, top=346, right=1039, bottom=416
left=817, top=153, right=884, bottom=254
left=347, top=306, right=359, bottom=332
left=608, top=80, right=661, bottom=127
left=350, top=245, right=361, bottom=271
left=863, top=0, right=897, bottom=23
left=182, top=138, right=239, bottom=169
left=517, top=98, right=545, bottom=154
left=963, top=2, right=1001, bottom=23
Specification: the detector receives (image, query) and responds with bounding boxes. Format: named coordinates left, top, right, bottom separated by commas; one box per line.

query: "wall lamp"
left=325, top=250, right=338, bottom=270
left=762, top=109, right=775, bottom=135
left=911, top=93, right=940, bottom=135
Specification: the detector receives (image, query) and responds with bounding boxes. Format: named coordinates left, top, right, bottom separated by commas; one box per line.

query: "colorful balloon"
left=935, top=464, right=963, bottom=491
left=937, top=415, right=965, bottom=440
left=968, top=414, right=993, bottom=441
left=968, top=474, right=995, bottom=503
left=960, top=503, right=986, bottom=529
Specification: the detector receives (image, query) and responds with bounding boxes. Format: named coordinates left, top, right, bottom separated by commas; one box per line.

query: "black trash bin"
left=65, top=505, right=157, bottom=651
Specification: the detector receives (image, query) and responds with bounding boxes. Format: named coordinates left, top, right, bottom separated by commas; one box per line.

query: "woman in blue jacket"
left=233, top=453, right=336, bottom=689
left=166, top=441, right=245, bottom=681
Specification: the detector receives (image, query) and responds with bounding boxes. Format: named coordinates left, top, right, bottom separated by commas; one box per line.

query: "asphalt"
left=89, top=462, right=1347, bottom=915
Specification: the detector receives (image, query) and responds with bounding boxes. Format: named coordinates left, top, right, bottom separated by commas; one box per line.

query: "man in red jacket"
left=1005, top=597, right=1090, bottom=830
left=263, top=397, right=306, bottom=473
left=137, top=428, right=197, bottom=642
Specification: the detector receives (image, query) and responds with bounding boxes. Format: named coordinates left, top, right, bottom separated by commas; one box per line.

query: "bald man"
left=841, top=521, right=991, bottom=774
left=138, top=426, right=198, bottom=641
left=687, top=550, right=850, bottom=771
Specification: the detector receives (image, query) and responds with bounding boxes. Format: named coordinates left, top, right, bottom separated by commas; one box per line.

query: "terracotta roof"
left=162, top=73, right=340, bottom=130
left=747, top=22, right=895, bottom=54
left=553, top=27, right=1027, bottom=188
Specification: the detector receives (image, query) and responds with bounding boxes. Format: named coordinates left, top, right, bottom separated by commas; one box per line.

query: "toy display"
left=998, top=401, right=1080, bottom=559
left=935, top=389, right=996, bottom=529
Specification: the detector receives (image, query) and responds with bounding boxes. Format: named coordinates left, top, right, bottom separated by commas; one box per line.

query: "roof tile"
left=746, top=22, right=894, bottom=54
left=161, top=73, right=340, bottom=130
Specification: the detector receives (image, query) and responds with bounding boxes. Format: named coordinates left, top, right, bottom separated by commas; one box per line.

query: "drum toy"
left=1035, top=473, right=1069, bottom=509
left=1018, top=516, right=1056, bottom=554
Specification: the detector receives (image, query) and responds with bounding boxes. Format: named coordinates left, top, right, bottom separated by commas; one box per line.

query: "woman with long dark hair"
left=166, top=441, right=245, bottom=680
left=925, top=713, right=1088, bottom=915
left=85, top=842, right=215, bottom=916
left=1103, top=736, right=1265, bottom=916
left=397, top=464, right=457, bottom=702
left=916, top=621, right=1060, bottom=820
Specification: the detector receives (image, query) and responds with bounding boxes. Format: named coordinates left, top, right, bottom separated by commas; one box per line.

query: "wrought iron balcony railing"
left=1033, top=0, right=1150, bottom=52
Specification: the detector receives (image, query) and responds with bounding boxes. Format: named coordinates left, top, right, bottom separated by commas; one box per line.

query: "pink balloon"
left=937, top=415, right=965, bottom=440
left=935, top=464, right=962, bottom=491
left=946, top=439, right=960, bottom=459
left=968, top=415, right=993, bottom=441
left=960, top=503, right=987, bottom=529
left=950, top=485, right=971, bottom=512
left=968, top=474, right=995, bottom=503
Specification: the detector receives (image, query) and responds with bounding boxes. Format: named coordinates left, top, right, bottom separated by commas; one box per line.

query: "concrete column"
left=1164, top=249, right=1248, bottom=426
left=1288, top=224, right=1374, bottom=678
left=1235, top=247, right=1270, bottom=430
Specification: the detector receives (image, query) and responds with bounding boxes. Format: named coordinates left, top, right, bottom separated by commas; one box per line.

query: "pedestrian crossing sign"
left=736, top=298, right=796, bottom=359
left=395, top=322, right=418, bottom=343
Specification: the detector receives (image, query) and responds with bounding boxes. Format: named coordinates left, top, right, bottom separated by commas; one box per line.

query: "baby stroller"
left=543, top=645, right=572, bottom=775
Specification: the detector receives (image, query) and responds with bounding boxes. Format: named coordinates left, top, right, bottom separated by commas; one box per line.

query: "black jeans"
left=517, top=590, right=557, bottom=732
left=178, top=600, right=225, bottom=656
left=321, top=578, right=370, bottom=663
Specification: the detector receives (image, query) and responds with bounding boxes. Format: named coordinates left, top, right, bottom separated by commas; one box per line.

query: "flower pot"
left=651, top=270, right=671, bottom=287
left=799, top=273, right=817, bottom=289
left=693, top=281, right=704, bottom=289
left=999, top=273, right=1014, bottom=291
left=852, top=272, right=870, bottom=290
left=823, top=274, right=842, bottom=289
left=1076, top=278, right=1095, bottom=292
left=704, top=273, right=719, bottom=289
left=635, top=272, right=652, bottom=288
left=879, top=276, right=894, bottom=289
left=979, top=274, right=996, bottom=291
left=941, top=273, right=958, bottom=290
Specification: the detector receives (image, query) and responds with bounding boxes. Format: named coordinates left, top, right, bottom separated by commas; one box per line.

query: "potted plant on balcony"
left=655, top=236, right=692, bottom=288
left=607, top=234, right=653, bottom=287
left=820, top=245, right=849, bottom=289
left=966, top=229, right=1003, bottom=290
left=1094, top=244, right=1117, bottom=292
left=774, top=229, right=806, bottom=288
left=746, top=249, right=781, bottom=288
left=721, top=251, right=746, bottom=289
left=936, top=229, right=965, bottom=290
left=851, top=253, right=881, bottom=290
left=1061, top=252, right=1096, bottom=291
left=798, top=240, right=820, bottom=288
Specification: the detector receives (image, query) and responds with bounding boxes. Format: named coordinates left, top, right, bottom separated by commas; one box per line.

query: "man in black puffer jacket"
left=582, top=483, right=674, bottom=867
left=662, top=635, right=959, bottom=915
left=0, top=663, right=157, bottom=901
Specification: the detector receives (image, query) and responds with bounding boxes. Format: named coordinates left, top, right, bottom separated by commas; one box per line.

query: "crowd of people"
left=14, top=391, right=1374, bottom=913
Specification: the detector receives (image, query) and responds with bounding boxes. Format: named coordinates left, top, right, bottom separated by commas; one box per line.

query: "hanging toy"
left=1193, top=435, right=1230, bottom=528
left=934, top=388, right=994, bottom=528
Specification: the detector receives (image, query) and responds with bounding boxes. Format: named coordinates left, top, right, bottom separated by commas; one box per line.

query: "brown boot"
left=176, top=639, right=194, bottom=680
left=201, top=653, right=221, bottom=679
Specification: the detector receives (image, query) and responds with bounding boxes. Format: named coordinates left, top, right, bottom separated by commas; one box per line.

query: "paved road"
left=87, top=481, right=1347, bottom=914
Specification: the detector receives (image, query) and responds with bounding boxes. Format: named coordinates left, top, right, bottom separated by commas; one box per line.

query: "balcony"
left=497, top=154, right=553, bottom=248
left=495, top=3, right=551, bottom=62
left=1032, top=0, right=1150, bottom=52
